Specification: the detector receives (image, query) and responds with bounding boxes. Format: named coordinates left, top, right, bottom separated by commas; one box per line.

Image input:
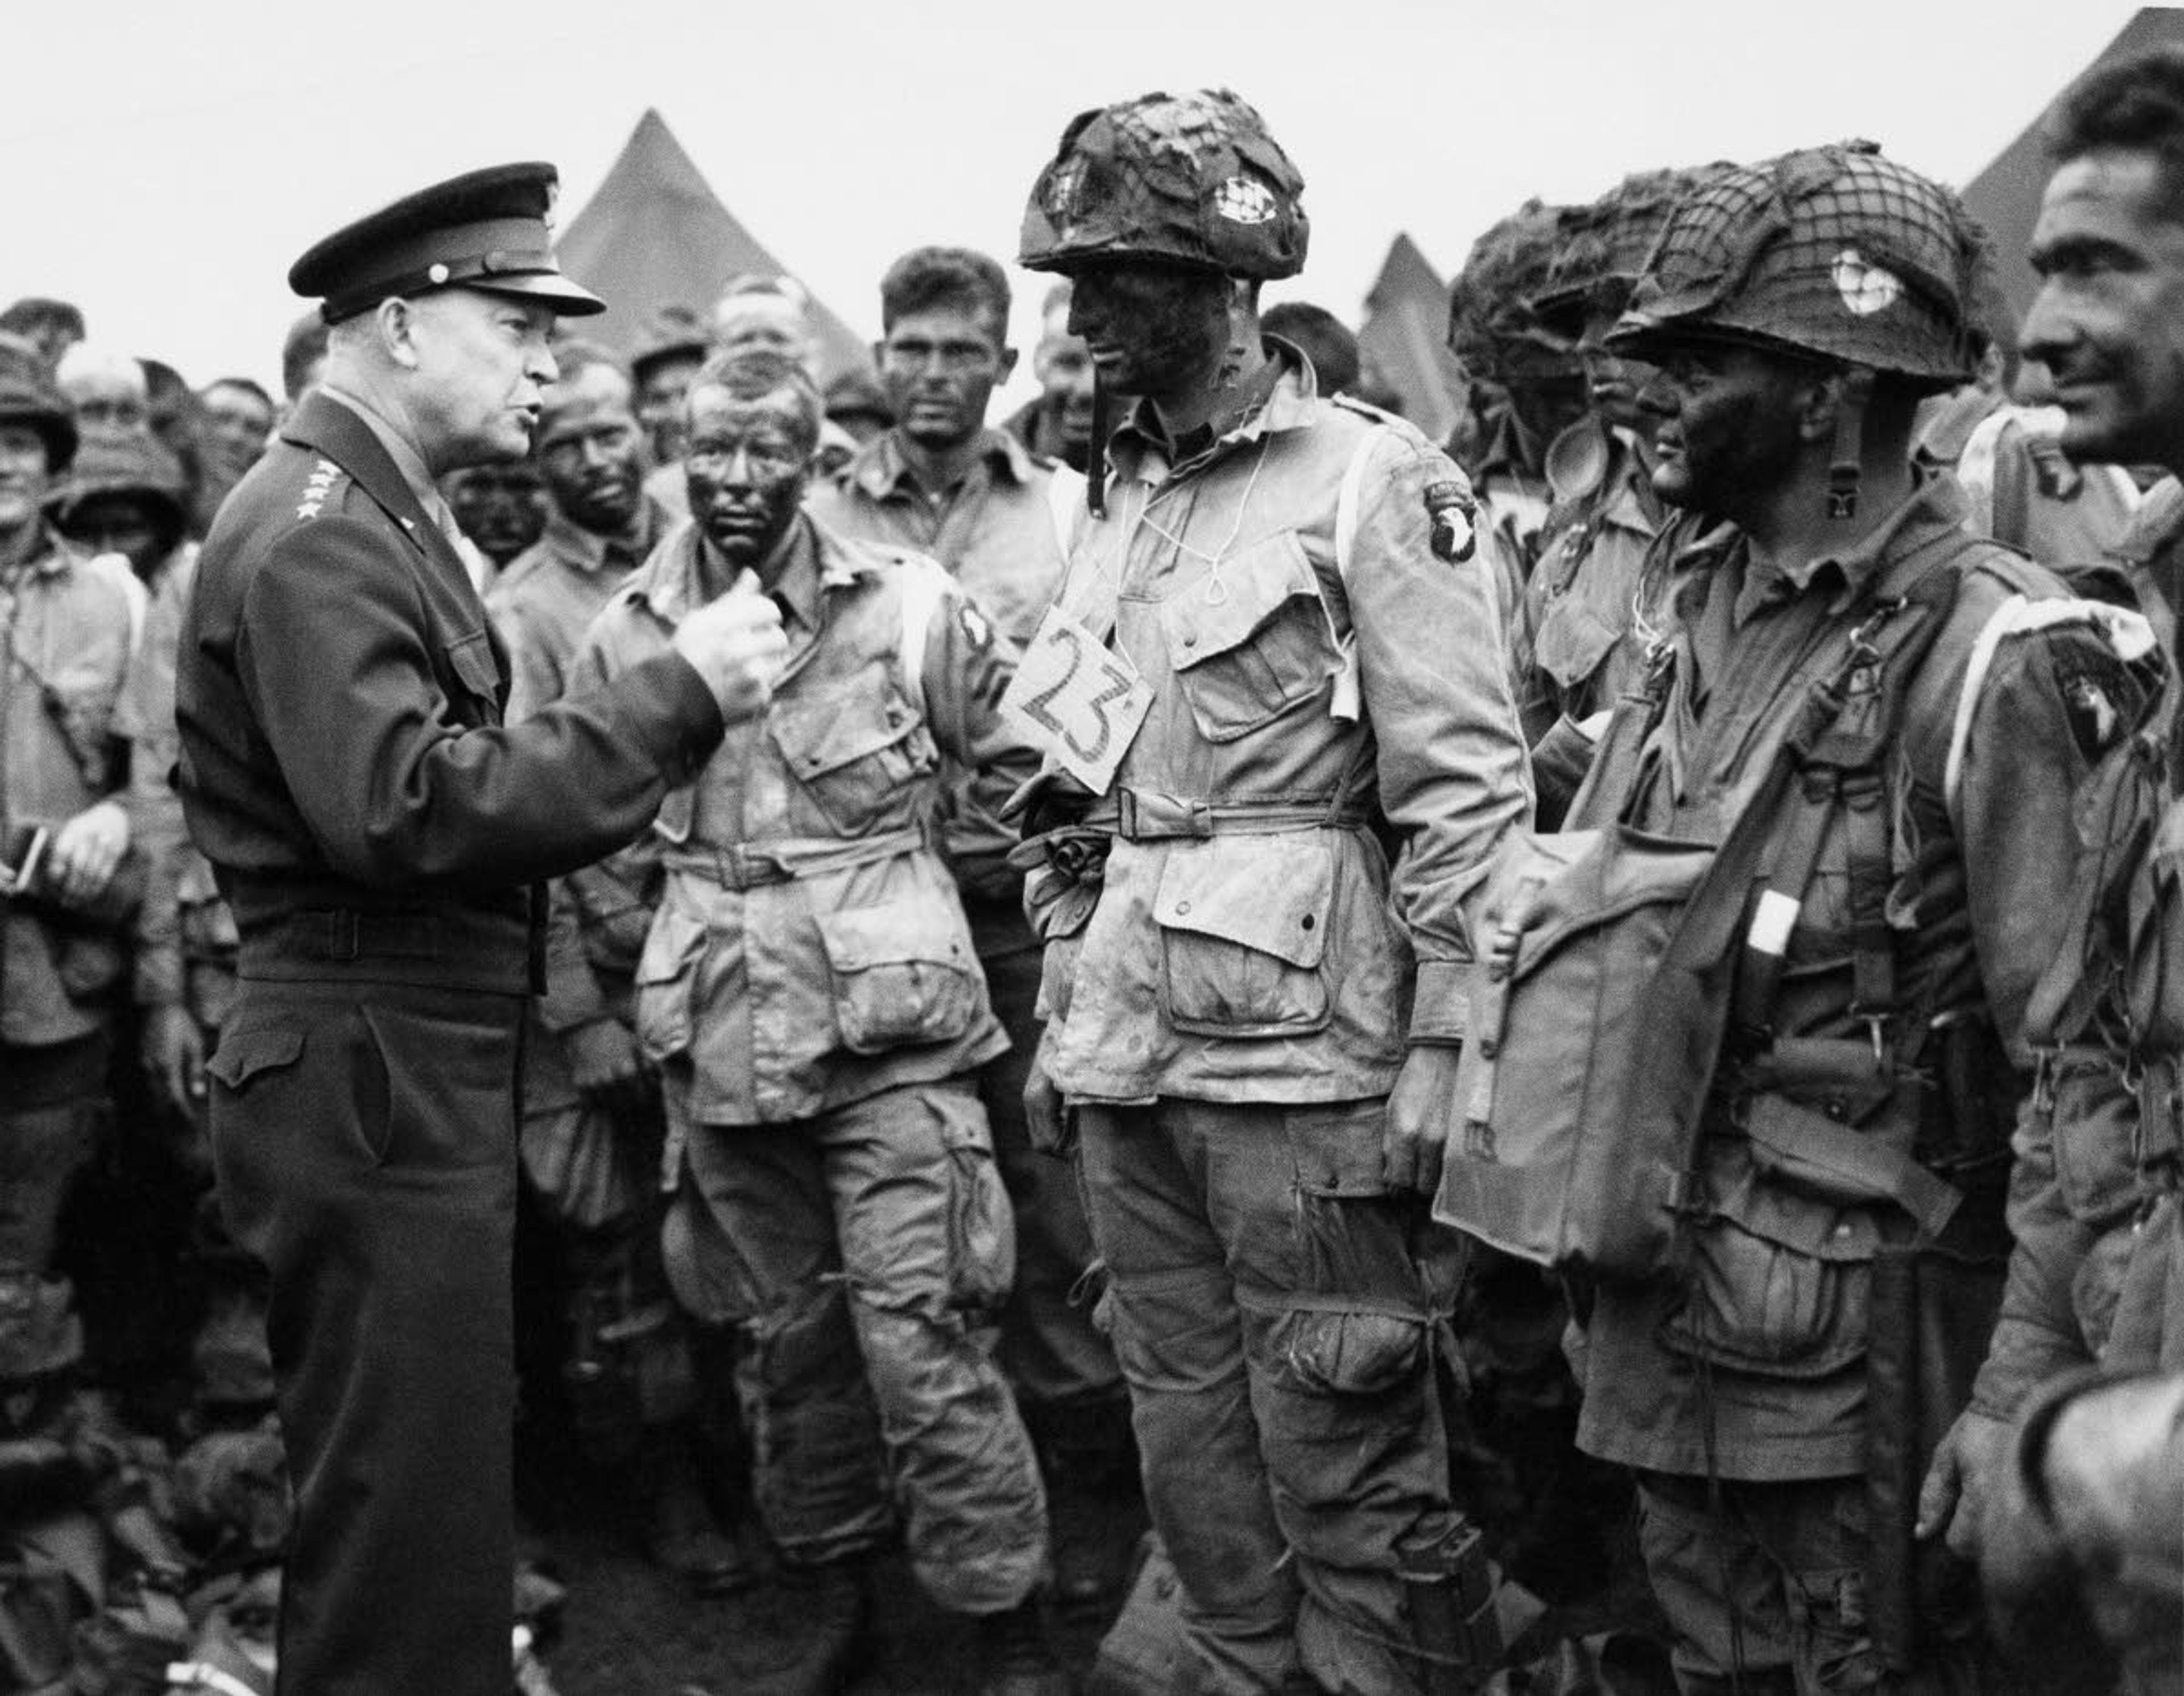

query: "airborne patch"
left=1424, top=481, right=1477, bottom=563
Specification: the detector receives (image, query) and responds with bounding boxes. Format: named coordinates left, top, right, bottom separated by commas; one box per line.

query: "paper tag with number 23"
left=999, top=606, right=1155, bottom=793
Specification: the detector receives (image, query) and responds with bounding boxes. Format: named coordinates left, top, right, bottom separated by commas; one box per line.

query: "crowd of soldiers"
left=5, top=49, right=2184, bottom=1696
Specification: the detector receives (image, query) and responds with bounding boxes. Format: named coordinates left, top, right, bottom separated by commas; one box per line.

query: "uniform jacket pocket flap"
left=1160, top=530, right=1319, bottom=671
left=1704, top=1148, right=1880, bottom=1263
left=1152, top=835, right=1333, bottom=969
left=206, top=1024, right=304, bottom=1090
left=445, top=630, right=502, bottom=701
left=770, top=682, right=916, bottom=780
left=812, top=900, right=977, bottom=973
left=1533, top=595, right=1623, bottom=691
left=811, top=899, right=980, bottom=1054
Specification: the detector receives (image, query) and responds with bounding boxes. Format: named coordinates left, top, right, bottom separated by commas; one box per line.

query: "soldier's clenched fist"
left=672, top=588, right=788, bottom=722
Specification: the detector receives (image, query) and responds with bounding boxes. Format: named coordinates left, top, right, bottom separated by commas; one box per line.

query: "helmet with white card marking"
left=1608, top=140, right=1988, bottom=388
left=1019, top=88, right=1309, bottom=281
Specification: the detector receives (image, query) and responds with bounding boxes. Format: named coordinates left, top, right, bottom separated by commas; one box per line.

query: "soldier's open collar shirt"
left=846, top=426, right=1037, bottom=504
left=1722, top=471, right=1959, bottom=628
left=808, top=427, right=1074, bottom=651
left=490, top=497, right=672, bottom=724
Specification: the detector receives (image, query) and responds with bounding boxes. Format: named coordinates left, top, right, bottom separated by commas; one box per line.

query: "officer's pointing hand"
left=673, top=590, right=789, bottom=723
left=1383, top=1044, right=1463, bottom=1197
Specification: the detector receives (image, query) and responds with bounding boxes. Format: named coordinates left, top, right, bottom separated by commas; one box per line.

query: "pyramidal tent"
left=1963, top=7, right=2184, bottom=333
left=1355, top=233, right=1465, bottom=443
left=555, top=109, right=869, bottom=383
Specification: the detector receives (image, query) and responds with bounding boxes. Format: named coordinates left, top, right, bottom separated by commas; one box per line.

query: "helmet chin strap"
left=1825, top=366, right=1875, bottom=521
left=1086, top=368, right=1110, bottom=517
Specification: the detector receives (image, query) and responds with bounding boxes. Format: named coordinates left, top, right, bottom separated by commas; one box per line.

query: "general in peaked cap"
left=289, top=161, right=605, bottom=325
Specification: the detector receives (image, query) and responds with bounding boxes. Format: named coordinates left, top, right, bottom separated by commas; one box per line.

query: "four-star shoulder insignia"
left=295, top=458, right=344, bottom=522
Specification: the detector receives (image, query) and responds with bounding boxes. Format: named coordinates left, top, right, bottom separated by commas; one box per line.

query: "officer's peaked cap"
left=290, top=162, right=605, bottom=326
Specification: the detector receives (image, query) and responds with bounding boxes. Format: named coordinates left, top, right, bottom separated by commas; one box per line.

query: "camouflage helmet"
left=1446, top=200, right=1585, bottom=386
left=1533, top=166, right=1732, bottom=344
left=1019, top=89, right=1309, bottom=280
left=1608, top=140, right=1988, bottom=388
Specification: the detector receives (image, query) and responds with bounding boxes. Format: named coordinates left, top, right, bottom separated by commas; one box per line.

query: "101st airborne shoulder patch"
left=1424, top=481, right=1476, bottom=563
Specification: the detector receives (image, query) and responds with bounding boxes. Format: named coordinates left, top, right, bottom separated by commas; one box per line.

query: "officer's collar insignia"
left=1213, top=176, right=1276, bottom=225
left=295, top=458, right=342, bottom=520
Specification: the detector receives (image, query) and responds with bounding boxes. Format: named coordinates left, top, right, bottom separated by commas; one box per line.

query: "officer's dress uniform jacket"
left=1032, top=352, right=1532, bottom=1693
left=573, top=512, right=1050, bottom=1615
left=1569, top=476, right=2147, bottom=1482
left=173, top=387, right=724, bottom=1696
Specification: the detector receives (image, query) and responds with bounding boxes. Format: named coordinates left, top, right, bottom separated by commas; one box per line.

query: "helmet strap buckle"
left=1824, top=367, right=1875, bottom=521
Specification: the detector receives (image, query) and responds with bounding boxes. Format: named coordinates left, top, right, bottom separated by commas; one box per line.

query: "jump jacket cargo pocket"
left=770, top=676, right=934, bottom=834
left=812, top=900, right=981, bottom=1054
left=1661, top=1140, right=1879, bottom=1380
left=1153, top=834, right=1334, bottom=1037
left=1161, top=530, right=1342, bottom=743
left=1533, top=593, right=1623, bottom=696
left=939, top=1104, right=1014, bottom=1314
left=634, top=906, right=708, bottom=1062
left=2042, top=1053, right=2144, bottom=1226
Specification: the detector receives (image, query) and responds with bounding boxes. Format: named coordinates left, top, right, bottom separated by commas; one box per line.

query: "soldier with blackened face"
left=573, top=349, right=1062, bottom=1693
left=1014, top=88, right=1532, bottom=1693
left=1526, top=142, right=2166, bottom=1692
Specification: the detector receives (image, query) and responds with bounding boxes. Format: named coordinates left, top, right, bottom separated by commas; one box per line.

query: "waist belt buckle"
left=1115, top=788, right=1142, bottom=841
left=726, top=845, right=788, bottom=887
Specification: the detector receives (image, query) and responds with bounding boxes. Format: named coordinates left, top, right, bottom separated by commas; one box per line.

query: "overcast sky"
left=6, top=0, right=2144, bottom=412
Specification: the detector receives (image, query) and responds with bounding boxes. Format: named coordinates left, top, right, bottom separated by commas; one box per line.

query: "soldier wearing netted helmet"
left=1517, top=165, right=1727, bottom=822
left=1014, top=88, right=1532, bottom=1692
left=1552, top=140, right=2166, bottom=1690
left=1446, top=199, right=1589, bottom=584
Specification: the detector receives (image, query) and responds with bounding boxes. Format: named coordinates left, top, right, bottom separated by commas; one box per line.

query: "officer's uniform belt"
left=228, top=879, right=534, bottom=993
left=1087, top=786, right=1365, bottom=842
left=661, top=826, right=926, bottom=889
left=237, top=907, right=532, bottom=992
